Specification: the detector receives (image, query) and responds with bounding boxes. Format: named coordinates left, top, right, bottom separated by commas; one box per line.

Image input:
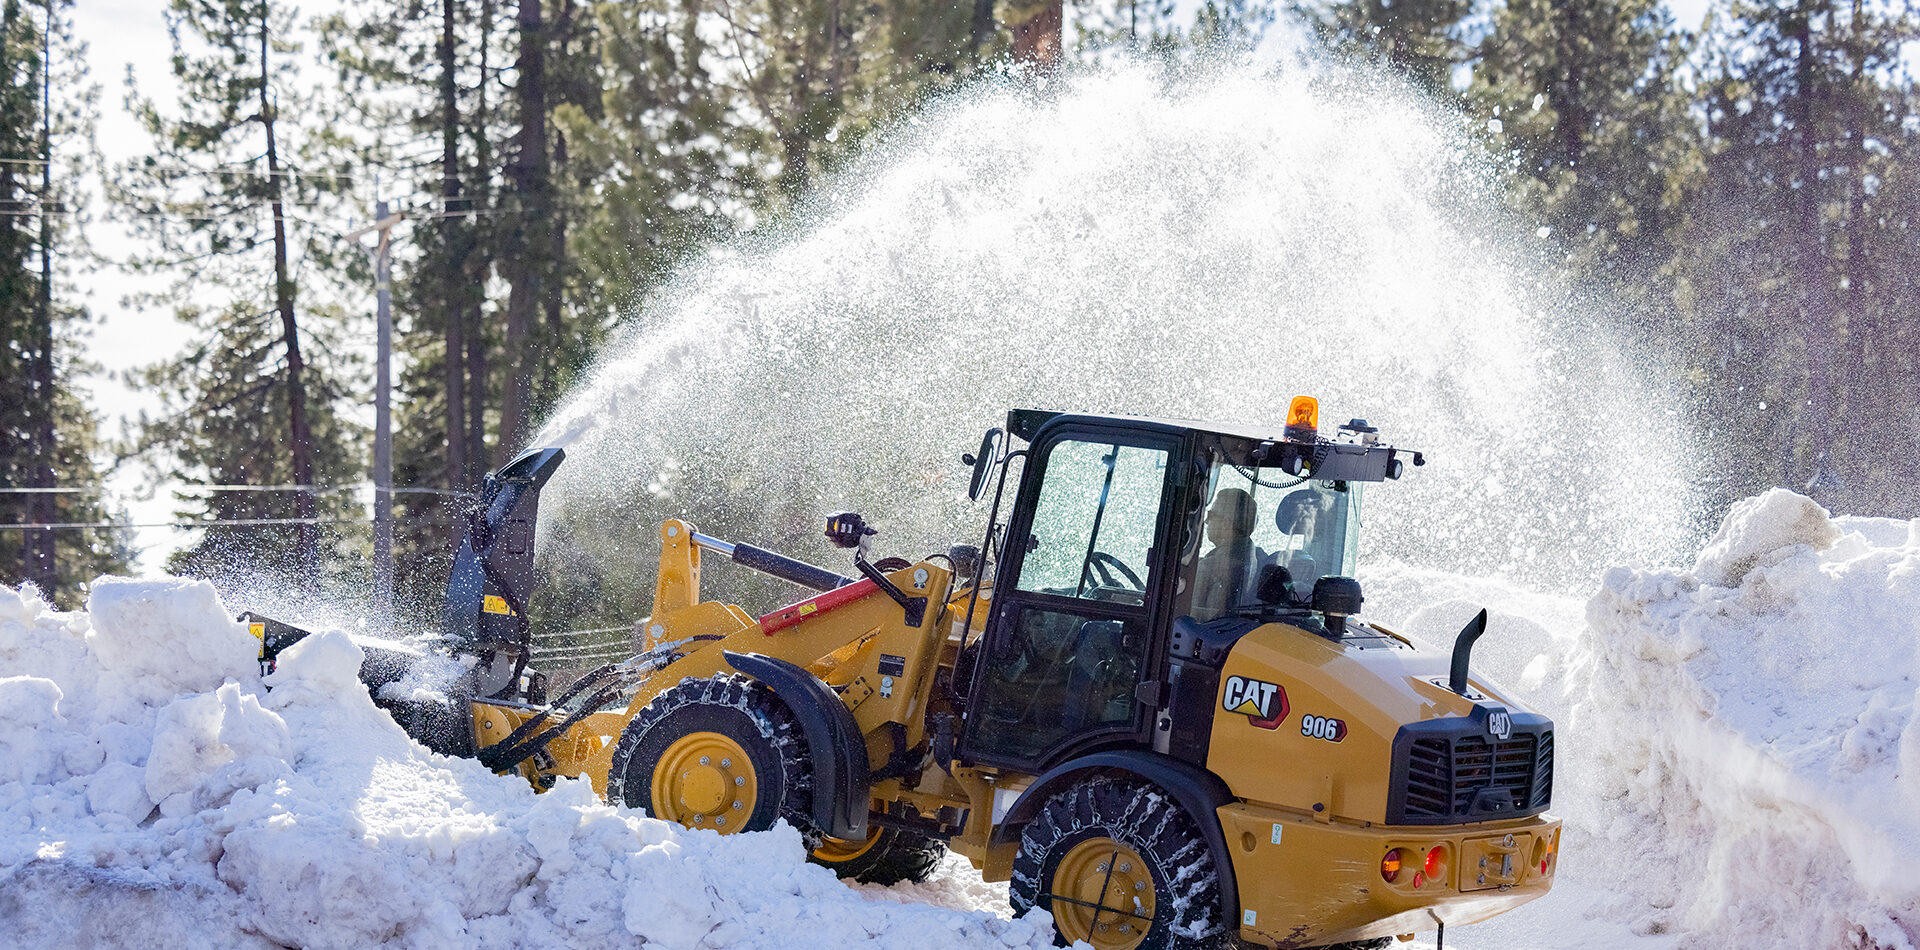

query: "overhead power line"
left=0, top=483, right=470, bottom=496
left=0, top=514, right=457, bottom=531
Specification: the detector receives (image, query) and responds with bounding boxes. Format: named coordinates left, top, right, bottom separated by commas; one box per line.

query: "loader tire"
left=606, top=673, right=813, bottom=839
left=1009, top=778, right=1226, bottom=950
left=810, top=826, right=948, bottom=885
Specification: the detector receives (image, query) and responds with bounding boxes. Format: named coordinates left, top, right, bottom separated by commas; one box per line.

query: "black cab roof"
left=1005, top=408, right=1423, bottom=483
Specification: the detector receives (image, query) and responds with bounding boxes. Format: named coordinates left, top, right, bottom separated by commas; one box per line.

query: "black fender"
left=990, top=749, right=1240, bottom=929
left=723, top=651, right=870, bottom=841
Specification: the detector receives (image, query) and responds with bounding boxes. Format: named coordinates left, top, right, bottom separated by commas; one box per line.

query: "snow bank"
left=12, top=489, right=1917, bottom=950
left=1572, top=492, right=1920, bottom=949
left=0, top=579, right=1057, bottom=949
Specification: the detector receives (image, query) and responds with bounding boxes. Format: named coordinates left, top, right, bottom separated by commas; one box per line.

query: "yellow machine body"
left=433, top=406, right=1560, bottom=950
left=463, top=517, right=1556, bottom=949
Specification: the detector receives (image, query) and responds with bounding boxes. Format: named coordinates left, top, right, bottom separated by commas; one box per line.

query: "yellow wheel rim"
left=812, top=827, right=885, bottom=864
left=1048, top=838, right=1156, bottom=950
left=649, top=732, right=756, bottom=834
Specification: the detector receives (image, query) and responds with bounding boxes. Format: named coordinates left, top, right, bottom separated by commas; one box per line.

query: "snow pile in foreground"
left=0, top=577, right=1055, bottom=950
left=1571, top=489, right=1920, bottom=949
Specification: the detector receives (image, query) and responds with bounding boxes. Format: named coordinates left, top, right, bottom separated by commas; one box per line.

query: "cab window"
left=1015, top=441, right=1167, bottom=604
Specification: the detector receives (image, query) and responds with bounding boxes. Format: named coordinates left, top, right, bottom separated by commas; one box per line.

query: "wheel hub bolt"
left=735, top=776, right=745, bottom=786
left=692, top=815, right=702, bottom=824
left=700, top=756, right=710, bottom=766
left=732, top=801, right=742, bottom=810
left=1119, top=861, right=1131, bottom=873
left=716, top=817, right=726, bottom=827
left=721, top=758, right=732, bottom=768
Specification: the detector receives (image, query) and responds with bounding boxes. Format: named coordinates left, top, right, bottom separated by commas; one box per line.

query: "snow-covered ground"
left=3, top=489, right=1916, bottom=949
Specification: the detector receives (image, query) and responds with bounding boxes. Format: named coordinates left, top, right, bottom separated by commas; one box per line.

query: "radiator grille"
left=1398, top=730, right=1552, bottom=822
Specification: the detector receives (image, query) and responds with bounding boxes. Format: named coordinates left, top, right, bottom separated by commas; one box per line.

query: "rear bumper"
left=1216, top=803, right=1560, bottom=949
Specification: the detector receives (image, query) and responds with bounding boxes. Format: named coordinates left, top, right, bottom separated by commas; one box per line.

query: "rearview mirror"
left=965, top=428, right=1002, bottom=501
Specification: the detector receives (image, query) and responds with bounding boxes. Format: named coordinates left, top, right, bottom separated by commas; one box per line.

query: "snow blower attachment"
left=444, top=446, right=564, bottom=701
left=269, top=400, right=1558, bottom=950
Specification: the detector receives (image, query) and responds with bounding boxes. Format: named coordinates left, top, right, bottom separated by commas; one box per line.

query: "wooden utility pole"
left=348, top=202, right=406, bottom=622
left=439, top=0, right=468, bottom=496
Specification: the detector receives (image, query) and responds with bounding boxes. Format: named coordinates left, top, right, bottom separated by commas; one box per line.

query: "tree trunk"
left=2, top=0, right=24, bottom=577
left=259, top=9, right=317, bottom=579
left=1840, top=1, right=1872, bottom=507
left=500, top=0, right=549, bottom=452
left=467, top=0, right=497, bottom=483
left=1008, top=0, right=1061, bottom=71
left=441, top=0, right=467, bottom=494
left=542, top=126, right=566, bottom=408
left=777, top=25, right=817, bottom=199
left=1790, top=0, right=1839, bottom=499
left=539, top=0, right=577, bottom=409
left=24, top=0, right=55, bottom=592
left=968, top=0, right=994, bottom=62
left=1558, top=1, right=1587, bottom=174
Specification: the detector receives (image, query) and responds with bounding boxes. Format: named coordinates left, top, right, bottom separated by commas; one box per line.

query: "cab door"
left=961, top=427, right=1180, bottom=770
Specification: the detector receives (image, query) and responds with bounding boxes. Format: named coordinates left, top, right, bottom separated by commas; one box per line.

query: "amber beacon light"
left=1284, top=395, right=1320, bottom=442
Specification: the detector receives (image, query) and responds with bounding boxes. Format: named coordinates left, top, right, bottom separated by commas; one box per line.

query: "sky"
left=69, top=0, right=1717, bottom=573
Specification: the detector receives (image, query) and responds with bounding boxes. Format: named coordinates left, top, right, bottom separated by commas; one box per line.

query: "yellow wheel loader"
left=256, top=397, right=1559, bottom=950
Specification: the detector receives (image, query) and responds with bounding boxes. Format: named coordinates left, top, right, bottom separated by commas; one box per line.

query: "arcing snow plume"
left=0, top=580, right=1057, bottom=950
left=532, top=61, right=1696, bottom=615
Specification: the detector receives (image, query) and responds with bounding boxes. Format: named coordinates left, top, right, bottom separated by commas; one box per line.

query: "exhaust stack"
left=1447, top=609, right=1490, bottom=696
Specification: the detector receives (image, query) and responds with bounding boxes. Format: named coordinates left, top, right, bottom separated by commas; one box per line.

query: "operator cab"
left=957, top=400, right=1421, bottom=772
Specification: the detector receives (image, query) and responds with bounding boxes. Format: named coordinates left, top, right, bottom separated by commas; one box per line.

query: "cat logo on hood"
left=1222, top=675, right=1288, bottom=729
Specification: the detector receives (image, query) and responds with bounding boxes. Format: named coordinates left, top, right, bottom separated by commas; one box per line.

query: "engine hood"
left=1193, top=616, right=1549, bottom=824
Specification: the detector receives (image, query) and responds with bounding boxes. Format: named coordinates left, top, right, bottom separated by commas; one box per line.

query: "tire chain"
left=1010, top=778, right=1227, bottom=948
left=605, top=673, right=817, bottom=842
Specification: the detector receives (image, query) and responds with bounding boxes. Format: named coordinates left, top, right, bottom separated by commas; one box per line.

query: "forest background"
left=1, top=0, right=1914, bottom=649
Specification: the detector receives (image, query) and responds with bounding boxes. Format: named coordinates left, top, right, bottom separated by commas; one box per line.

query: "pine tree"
left=1294, top=0, right=1473, bottom=98
left=1075, top=0, right=1276, bottom=57
left=321, top=0, right=610, bottom=612
left=565, top=0, right=987, bottom=322
left=0, top=0, right=130, bottom=605
left=1468, top=0, right=1697, bottom=309
left=1674, top=0, right=1918, bottom=508
left=117, top=0, right=361, bottom=589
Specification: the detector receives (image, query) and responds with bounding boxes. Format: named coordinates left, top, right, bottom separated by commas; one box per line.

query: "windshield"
left=1176, top=460, right=1362, bottom=622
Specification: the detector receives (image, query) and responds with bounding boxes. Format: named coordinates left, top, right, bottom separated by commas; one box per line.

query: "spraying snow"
left=530, top=62, right=1697, bottom=618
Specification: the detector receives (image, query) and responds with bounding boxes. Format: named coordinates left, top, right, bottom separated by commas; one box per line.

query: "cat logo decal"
left=1221, top=675, right=1288, bottom=730
left=1488, top=710, right=1512, bottom=740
